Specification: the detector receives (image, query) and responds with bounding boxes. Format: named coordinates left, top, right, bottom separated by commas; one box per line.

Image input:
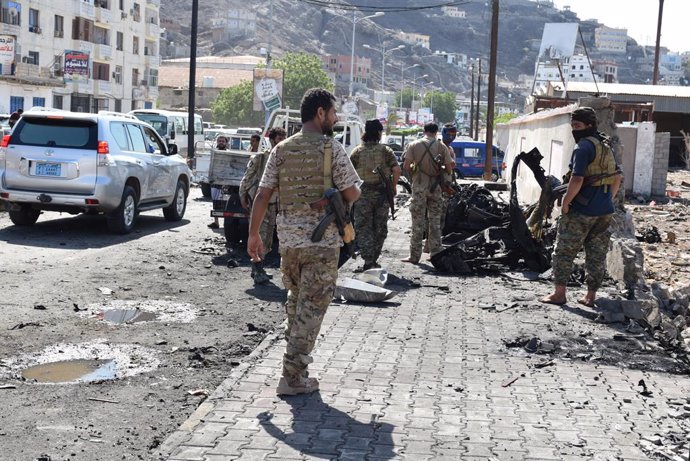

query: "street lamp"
left=410, top=73, right=428, bottom=111
left=400, top=63, right=419, bottom=108
left=341, top=11, right=384, bottom=97
left=363, top=43, right=405, bottom=93
left=421, top=81, right=434, bottom=120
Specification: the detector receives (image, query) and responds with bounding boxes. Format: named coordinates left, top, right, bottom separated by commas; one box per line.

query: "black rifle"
left=373, top=166, right=396, bottom=220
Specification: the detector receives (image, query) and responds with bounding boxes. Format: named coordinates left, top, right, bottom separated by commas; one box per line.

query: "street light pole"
left=346, top=11, right=384, bottom=97
left=400, top=63, right=419, bottom=108
left=363, top=44, right=405, bottom=94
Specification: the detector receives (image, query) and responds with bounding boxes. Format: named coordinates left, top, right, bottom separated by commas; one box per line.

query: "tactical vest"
left=278, top=133, right=333, bottom=210
left=417, top=139, right=441, bottom=177
left=582, top=136, right=617, bottom=186
left=355, top=143, right=387, bottom=185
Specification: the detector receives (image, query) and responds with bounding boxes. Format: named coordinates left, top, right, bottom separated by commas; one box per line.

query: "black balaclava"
left=571, top=107, right=598, bottom=143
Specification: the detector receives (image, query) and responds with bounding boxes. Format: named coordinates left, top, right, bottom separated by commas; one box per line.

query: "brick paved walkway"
left=161, top=201, right=690, bottom=460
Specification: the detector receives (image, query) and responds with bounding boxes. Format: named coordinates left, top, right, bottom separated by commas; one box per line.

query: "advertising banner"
left=64, top=50, right=90, bottom=82
left=253, top=68, right=283, bottom=112
left=0, top=35, right=15, bottom=76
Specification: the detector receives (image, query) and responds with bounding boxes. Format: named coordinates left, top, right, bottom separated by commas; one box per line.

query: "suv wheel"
left=9, top=205, right=41, bottom=226
left=107, top=186, right=137, bottom=234
left=163, top=180, right=187, bottom=221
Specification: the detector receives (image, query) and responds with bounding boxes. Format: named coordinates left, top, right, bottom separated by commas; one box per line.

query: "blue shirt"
left=569, top=137, right=614, bottom=216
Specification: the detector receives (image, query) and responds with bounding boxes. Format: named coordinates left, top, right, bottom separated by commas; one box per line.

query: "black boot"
left=252, top=262, right=270, bottom=285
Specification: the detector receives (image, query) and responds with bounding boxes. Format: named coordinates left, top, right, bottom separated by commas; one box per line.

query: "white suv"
left=0, top=109, right=191, bottom=233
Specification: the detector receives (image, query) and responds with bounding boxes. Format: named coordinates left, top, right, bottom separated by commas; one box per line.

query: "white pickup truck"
left=208, top=108, right=364, bottom=246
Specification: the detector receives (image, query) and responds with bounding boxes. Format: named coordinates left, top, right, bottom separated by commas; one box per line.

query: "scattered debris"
left=97, top=287, right=113, bottom=295
left=33, top=304, right=47, bottom=310
left=637, top=379, right=653, bottom=397
left=501, top=376, right=519, bottom=387
left=0, top=384, right=17, bottom=389
left=87, top=397, right=120, bottom=404
left=187, top=389, right=209, bottom=397
left=352, top=268, right=388, bottom=288
left=9, top=322, right=40, bottom=330
left=335, top=278, right=396, bottom=303
left=636, top=226, right=662, bottom=244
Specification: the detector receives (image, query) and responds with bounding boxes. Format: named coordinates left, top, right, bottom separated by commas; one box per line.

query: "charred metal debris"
left=432, top=148, right=560, bottom=274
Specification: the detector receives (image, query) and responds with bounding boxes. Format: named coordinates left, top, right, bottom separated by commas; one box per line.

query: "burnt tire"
left=163, top=180, right=187, bottom=221
left=200, top=182, right=212, bottom=198
left=107, top=185, right=138, bottom=234
left=9, top=205, right=40, bottom=226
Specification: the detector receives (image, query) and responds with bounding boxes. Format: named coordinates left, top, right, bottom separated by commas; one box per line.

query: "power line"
left=297, top=0, right=469, bottom=13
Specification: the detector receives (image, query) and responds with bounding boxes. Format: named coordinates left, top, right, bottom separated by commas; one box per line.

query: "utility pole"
left=187, top=0, right=198, bottom=160
left=652, top=0, right=664, bottom=85
left=474, top=59, right=481, bottom=141
left=469, top=63, right=475, bottom=138
left=483, top=0, right=499, bottom=181
left=265, top=0, right=274, bottom=125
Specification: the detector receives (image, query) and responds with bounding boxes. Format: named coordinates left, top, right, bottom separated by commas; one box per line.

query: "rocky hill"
left=159, top=0, right=650, bottom=101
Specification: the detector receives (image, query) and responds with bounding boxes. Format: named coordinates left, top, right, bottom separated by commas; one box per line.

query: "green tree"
left=494, top=112, right=518, bottom=124
left=394, top=88, right=414, bottom=109
left=211, top=52, right=333, bottom=127
left=423, top=91, right=457, bottom=125
left=272, top=53, right=334, bottom=109
left=211, top=80, right=265, bottom=127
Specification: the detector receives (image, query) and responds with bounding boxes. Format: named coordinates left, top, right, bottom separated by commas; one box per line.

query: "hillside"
left=159, top=0, right=648, bottom=101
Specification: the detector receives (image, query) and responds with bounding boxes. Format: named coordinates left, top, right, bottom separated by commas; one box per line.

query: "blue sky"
left=552, top=0, right=687, bottom=54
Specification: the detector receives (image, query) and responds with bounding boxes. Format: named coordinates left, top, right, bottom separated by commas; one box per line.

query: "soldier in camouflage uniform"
left=350, top=119, right=401, bottom=272
left=239, top=127, right=287, bottom=284
left=541, top=107, right=622, bottom=307
left=247, top=88, right=361, bottom=395
left=401, top=122, right=455, bottom=264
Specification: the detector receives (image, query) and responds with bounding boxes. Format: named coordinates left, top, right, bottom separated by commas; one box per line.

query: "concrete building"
left=157, top=55, right=262, bottom=111
left=0, top=0, right=161, bottom=114
left=594, top=26, right=628, bottom=53
left=566, top=55, right=595, bottom=82
left=320, top=54, right=371, bottom=95
left=210, top=8, right=256, bottom=43
left=592, top=60, right=618, bottom=83
left=397, top=32, right=430, bottom=50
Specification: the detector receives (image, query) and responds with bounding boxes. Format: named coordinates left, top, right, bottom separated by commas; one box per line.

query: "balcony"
left=77, top=2, right=96, bottom=20
left=94, top=80, right=111, bottom=95
left=146, top=0, right=161, bottom=6
left=0, top=22, right=20, bottom=36
left=67, top=79, right=94, bottom=95
left=145, top=21, right=159, bottom=38
left=133, top=87, right=145, bottom=100
left=95, top=44, right=112, bottom=61
left=146, top=86, right=158, bottom=100
left=96, top=7, right=113, bottom=24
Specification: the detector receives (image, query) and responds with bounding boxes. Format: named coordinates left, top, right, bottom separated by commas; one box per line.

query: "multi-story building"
left=397, top=32, right=430, bottom=50
left=592, top=60, right=618, bottom=83
left=594, top=26, right=627, bottom=53
left=320, top=54, right=371, bottom=95
left=210, top=8, right=256, bottom=43
left=0, top=0, right=160, bottom=114
left=533, top=54, right=595, bottom=89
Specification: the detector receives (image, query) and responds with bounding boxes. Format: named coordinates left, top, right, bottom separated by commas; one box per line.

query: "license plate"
left=35, top=162, right=62, bottom=177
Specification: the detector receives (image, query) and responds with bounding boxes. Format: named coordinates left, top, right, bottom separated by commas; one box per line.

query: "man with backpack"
left=541, top=107, right=622, bottom=307
left=401, top=122, right=454, bottom=264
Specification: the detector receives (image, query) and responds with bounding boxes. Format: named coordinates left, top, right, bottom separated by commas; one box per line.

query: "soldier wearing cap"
left=350, top=119, right=401, bottom=272
left=541, top=107, right=622, bottom=307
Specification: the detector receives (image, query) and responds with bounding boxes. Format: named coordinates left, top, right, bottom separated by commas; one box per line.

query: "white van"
left=129, top=109, right=204, bottom=157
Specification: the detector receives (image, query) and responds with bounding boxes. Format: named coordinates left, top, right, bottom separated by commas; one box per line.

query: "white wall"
left=0, top=83, right=55, bottom=113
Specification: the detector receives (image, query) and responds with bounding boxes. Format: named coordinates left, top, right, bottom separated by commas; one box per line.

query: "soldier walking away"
left=239, top=128, right=287, bottom=284
left=350, top=119, right=401, bottom=272
left=401, top=122, right=454, bottom=264
left=541, top=107, right=622, bottom=307
left=247, top=88, right=361, bottom=395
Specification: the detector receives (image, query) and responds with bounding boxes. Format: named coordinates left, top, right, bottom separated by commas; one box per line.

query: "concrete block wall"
left=651, top=132, right=670, bottom=196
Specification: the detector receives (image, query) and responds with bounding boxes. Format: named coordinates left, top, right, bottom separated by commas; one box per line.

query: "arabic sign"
left=64, top=50, right=90, bottom=82
left=253, top=68, right=283, bottom=112
left=0, top=35, right=15, bottom=76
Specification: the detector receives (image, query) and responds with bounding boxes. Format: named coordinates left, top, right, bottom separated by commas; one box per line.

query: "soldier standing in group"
left=541, top=107, right=622, bottom=307
left=401, top=122, right=454, bottom=264
left=439, top=123, right=458, bottom=233
left=247, top=88, right=361, bottom=395
left=239, top=127, right=287, bottom=284
left=350, top=119, right=401, bottom=272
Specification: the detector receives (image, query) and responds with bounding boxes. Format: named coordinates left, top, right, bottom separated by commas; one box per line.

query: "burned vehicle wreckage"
left=431, top=147, right=565, bottom=274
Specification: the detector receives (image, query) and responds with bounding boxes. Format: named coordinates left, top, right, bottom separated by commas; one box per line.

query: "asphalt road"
left=0, top=186, right=286, bottom=461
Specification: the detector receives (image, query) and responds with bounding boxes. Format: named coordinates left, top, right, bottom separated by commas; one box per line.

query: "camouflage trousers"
left=552, top=211, right=613, bottom=290
left=260, top=203, right=278, bottom=257
left=280, top=246, right=339, bottom=381
left=354, top=188, right=389, bottom=265
left=409, top=187, right=443, bottom=261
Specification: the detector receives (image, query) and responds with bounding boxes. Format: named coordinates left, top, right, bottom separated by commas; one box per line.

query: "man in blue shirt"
left=541, top=107, right=622, bottom=307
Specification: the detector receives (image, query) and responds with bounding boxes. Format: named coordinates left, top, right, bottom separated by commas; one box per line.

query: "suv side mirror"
left=170, top=131, right=175, bottom=140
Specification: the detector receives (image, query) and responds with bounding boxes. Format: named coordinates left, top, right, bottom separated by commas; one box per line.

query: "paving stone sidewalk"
left=161, top=201, right=690, bottom=461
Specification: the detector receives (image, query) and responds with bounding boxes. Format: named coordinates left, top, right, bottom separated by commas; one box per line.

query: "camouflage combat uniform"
left=350, top=142, right=398, bottom=267
left=239, top=149, right=277, bottom=256
left=260, top=131, right=360, bottom=382
left=552, top=134, right=618, bottom=291
left=404, top=136, right=454, bottom=262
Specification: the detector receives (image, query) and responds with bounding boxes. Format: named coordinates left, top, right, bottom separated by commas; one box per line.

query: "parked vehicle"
left=128, top=109, right=204, bottom=158
left=0, top=109, right=192, bottom=233
left=450, top=140, right=505, bottom=182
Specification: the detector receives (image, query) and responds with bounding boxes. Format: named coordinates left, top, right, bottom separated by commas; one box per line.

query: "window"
left=125, top=124, right=147, bottom=152
left=148, top=68, right=158, bottom=86
left=72, top=17, right=94, bottom=41
left=53, top=95, right=63, bottom=109
left=132, top=2, right=141, bottom=22
left=116, top=31, right=123, bottom=50
left=131, top=68, right=139, bottom=86
left=28, top=8, right=39, bottom=33
left=10, top=96, right=24, bottom=113
left=110, top=122, right=130, bottom=150
left=463, top=147, right=480, bottom=159
left=94, top=26, right=109, bottom=45
left=16, top=118, right=97, bottom=149
left=143, top=126, right=165, bottom=152
left=114, top=99, right=121, bottom=113
left=114, top=65, right=122, bottom=84
left=32, top=97, right=45, bottom=107
left=93, top=62, right=110, bottom=81
left=132, top=36, right=139, bottom=54
left=119, top=0, right=124, bottom=10
left=54, top=15, right=64, bottom=38
left=27, top=51, right=39, bottom=65
left=96, top=0, right=109, bottom=8
left=1, top=1, right=21, bottom=25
